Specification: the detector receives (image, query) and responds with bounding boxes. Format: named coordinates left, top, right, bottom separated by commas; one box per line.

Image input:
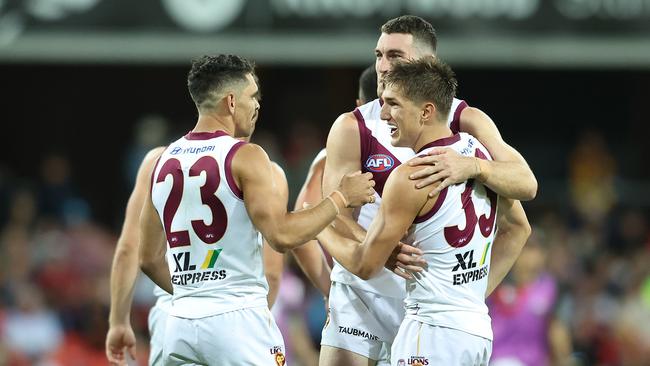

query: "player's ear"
left=421, top=102, right=436, bottom=124
left=226, top=93, right=237, bottom=115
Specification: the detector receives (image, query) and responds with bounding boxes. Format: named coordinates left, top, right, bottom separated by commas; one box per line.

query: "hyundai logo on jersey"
left=365, top=154, right=394, bottom=172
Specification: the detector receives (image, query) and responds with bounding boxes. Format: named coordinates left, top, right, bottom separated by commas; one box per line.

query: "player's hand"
left=408, top=147, right=480, bottom=197
left=106, top=324, right=137, bottom=366
left=385, top=243, right=426, bottom=280
left=337, top=171, right=376, bottom=207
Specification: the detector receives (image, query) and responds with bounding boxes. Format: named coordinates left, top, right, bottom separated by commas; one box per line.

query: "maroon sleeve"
left=450, top=100, right=468, bottom=134
left=353, top=108, right=371, bottom=168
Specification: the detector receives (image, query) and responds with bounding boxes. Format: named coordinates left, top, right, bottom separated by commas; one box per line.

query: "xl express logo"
left=170, top=249, right=227, bottom=285
left=365, top=154, right=394, bottom=172
left=451, top=246, right=490, bottom=286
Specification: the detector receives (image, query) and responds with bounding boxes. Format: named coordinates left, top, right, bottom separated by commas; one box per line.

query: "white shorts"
left=321, top=282, right=404, bottom=364
left=162, top=306, right=286, bottom=366
left=147, top=297, right=171, bottom=366
left=391, top=318, right=492, bottom=366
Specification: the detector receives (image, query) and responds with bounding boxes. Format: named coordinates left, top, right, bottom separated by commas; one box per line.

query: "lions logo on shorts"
left=274, top=352, right=285, bottom=366
left=408, top=356, right=429, bottom=365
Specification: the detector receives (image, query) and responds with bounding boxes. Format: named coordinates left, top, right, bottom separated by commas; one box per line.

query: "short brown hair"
left=384, top=56, right=457, bottom=120
left=381, top=15, right=437, bottom=54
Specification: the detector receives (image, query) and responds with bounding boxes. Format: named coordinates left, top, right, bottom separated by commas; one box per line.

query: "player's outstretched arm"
left=139, top=183, right=173, bottom=295
left=233, top=143, right=374, bottom=252
left=318, top=167, right=424, bottom=280
left=409, top=107, right=537, bottom=201
left=263, top=162, right=289, bottom=308
left=485, top=197, right=531, bottom=296
left=291, top=154, right=332, bottom=298
left=106, top=147, right=165, bottom=366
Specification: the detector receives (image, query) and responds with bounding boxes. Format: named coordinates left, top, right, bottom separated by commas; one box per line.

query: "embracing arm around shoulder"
left=409, top=107, right=537, bottom=201
left=486, top=197, right=532, bottom=296
left=318, top=167, right=424, bottom=280
left=460, top=107, right=537, bottom=200
left=234, top=143, right=373, bottom=252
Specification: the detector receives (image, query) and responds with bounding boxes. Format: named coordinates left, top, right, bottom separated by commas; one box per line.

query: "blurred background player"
left=138, top=54, right=375, bottom=365
left=319, top=15, right=534, bottom=366
left=489, top=229, right=574, bottom=366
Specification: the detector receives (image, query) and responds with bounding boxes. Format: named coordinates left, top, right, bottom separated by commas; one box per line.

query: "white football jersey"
left=403, top=132, right=497, bottom=340
left=330, top=98, right=468, bottom=299
left=151, top=130, right=267, bottom=319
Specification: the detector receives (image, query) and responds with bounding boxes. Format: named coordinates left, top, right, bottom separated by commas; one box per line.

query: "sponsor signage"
left=5, top=0, right=650, bottom=34
left=1, top=0, right=650, bottom=66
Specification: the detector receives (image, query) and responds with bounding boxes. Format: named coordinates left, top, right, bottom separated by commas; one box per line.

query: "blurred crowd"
left=0, top=116, right=649, bottom=366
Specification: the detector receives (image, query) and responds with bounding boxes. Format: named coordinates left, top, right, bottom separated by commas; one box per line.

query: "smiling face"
left=379, top=83, right=426, bottom=149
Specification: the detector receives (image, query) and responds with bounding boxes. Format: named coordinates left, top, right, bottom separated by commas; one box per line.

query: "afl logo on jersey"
left=365, top=154, right=394, bottom=172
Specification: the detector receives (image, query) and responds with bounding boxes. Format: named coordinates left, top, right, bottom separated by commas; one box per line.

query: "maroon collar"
left=416, top=134, right=460, bottom=153
left=184, top=130, right=230, bottom=140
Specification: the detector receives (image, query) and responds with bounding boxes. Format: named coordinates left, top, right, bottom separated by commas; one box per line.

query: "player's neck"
left=412, top=124, right=453, bottom=152
left=193, top=114, right=235, bottom=136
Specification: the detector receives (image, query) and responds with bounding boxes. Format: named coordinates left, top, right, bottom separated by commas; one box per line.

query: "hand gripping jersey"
left=330, top=98, right=468, bottom=299
left=151, top=130, right=268, bottom=319
left=404, top=132, right=497, bottom=340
